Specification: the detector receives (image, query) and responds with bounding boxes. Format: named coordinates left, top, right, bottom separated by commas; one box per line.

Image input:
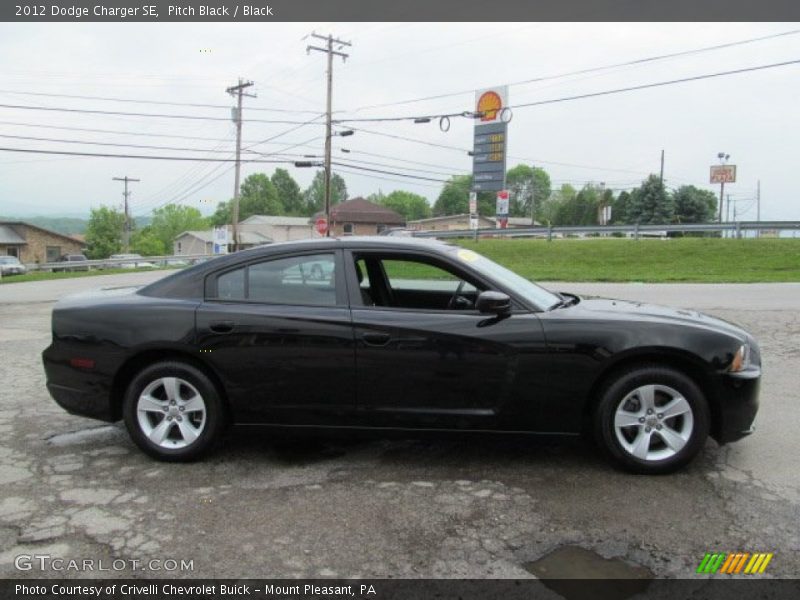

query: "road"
left=0, top=272, right=798, bottom=579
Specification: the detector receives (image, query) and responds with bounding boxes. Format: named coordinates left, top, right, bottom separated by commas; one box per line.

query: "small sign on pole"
left=468, top=192, right=477, bottom=215
left=496, top=190, right=509, bottom=229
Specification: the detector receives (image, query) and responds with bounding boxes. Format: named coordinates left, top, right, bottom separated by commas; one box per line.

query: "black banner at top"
left=3, top=0, right=800, bottom=22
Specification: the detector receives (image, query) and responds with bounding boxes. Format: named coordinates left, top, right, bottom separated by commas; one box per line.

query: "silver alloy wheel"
left=136, top=377, right=207, bottom=450
left=613, top=384, right=694, bottom=462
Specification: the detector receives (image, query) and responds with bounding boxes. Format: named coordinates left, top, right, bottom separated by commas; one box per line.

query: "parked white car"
left=0, top=256, right=27, bottom=276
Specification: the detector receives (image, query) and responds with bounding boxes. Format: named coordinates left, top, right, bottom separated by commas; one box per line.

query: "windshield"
left=449, top=246, right=561, bottom=310
left=0, top=257, right=19, bottom=264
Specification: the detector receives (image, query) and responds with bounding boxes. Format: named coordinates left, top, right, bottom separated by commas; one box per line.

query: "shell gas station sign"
left=472, top=86, right=509, bottom=193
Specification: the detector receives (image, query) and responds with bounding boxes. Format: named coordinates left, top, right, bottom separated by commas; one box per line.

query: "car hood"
left=565, top=296, right=750, bottom=342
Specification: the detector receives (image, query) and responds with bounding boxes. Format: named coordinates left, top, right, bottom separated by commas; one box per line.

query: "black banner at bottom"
left=3, top=579, right=800, bottom=600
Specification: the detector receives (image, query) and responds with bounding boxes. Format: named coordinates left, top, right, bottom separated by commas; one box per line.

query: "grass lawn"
left=0, top=267, right=172, bottom=285
left=452, top=238, right=800, bottom=283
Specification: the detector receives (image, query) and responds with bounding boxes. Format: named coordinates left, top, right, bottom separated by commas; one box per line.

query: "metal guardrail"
left=23, top=253, right=212, bottom=272
left=412, top=220, right=800, bottom=240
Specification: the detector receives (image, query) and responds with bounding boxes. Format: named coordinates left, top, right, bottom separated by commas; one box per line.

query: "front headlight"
left=729, top=344, right=751, bottom=372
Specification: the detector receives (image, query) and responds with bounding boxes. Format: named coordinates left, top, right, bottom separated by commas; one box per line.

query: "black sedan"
left=42, top=237, right=760, bottom=473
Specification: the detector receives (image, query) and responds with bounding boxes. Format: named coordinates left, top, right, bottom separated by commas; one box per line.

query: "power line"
left=333, top=166, right=443, bottom=190
left=242, top=113, right=326, bottom=150
left=0, top=133, right=237, bottom=154
left=0, top=120, right=317, bottom=146
left=508, top=58, right=800, bottom=111
left=0, top=102, right=327, bottom=125
left=0, top=89, right=325, bottom=114
left=330, top=161, right=449, bottom=183
left=345, top=28, right=800, bottom=113
left=0, top=147, right=293, bottom=163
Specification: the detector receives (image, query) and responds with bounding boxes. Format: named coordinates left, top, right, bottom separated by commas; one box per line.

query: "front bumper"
left=712, top=367, right=760, bottom=444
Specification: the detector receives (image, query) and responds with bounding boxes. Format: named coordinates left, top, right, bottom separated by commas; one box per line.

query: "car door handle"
left=209, top=320, right=235, bottom=334
left=362, top=332, right=392, bottom=347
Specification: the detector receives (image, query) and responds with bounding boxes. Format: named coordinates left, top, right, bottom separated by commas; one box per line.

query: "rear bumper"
left=42, top=345, right=116, bottom=422
left=46, top=382, right=115, bottom=422
left=712, top=367, right=760, bottom=444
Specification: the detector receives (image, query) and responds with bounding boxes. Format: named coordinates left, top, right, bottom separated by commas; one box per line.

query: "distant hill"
left=0, top=215, right=151, bottom=236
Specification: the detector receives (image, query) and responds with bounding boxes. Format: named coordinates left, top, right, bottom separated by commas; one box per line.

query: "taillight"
left=69, top=358, right=95, bottom=369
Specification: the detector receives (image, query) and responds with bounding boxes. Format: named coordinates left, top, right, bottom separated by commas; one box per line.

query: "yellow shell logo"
left=477, top=91, right=503, bottom=122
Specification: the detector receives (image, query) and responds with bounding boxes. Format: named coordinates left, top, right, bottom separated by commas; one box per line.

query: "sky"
left=0, top=21, right=798, bottom=221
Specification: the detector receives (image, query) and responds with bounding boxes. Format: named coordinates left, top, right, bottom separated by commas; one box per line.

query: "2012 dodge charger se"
left=42, top=237, right=760, bottom=473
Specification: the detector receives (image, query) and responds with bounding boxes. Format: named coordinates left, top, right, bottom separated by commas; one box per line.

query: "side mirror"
left=475, top=291, right=512, bottom=316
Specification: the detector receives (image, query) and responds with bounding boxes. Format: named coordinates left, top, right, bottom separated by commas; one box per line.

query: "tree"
left=627, top=175, right=674, bottom=224
left=433, top=175, right=470, bottom=216
left=379, top=190, right=432, bottom=221
left=432, top=175, right=495, bottom=216
left=209, top=172, right=283, bottom=227
left=303, top=170, right=348, bottom=214
left=239, top=172, right=282, bottom=218
left=611, top=191, right=633, bottom=224
left=271, top=169, right=304, bottom=215
left=549, top=184, right=601, bottom=226
left=506, top=164, right=552, bottom=221
left=85, top=206, right=125, bottom=259
left=209, top=201, right=232, bottom=227
left=130, top=227, right=166, bottom=256
left=149, top=204, right=208, bottom=252
left=672, top=185, right=718, bottom=223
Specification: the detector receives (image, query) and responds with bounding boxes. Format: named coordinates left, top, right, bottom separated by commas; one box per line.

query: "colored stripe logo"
left=697, top=552, right=773, bottom=574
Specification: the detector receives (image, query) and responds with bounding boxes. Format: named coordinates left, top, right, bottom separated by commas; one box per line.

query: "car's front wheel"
left=594, top=365, right=710, bottom=474
left=123, top=361, right=224, bottom=461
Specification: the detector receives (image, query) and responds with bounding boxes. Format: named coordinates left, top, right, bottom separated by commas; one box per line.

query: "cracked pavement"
left=0, top=273, right=798, bottom=579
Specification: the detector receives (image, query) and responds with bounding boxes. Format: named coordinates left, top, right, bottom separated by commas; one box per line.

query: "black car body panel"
left=42, top=237, right=761, bottom=445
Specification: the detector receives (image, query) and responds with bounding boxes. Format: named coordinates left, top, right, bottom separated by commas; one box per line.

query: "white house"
left=239, top=215, right=315, bottom=242
left=173, top=229, right=272, bottom=256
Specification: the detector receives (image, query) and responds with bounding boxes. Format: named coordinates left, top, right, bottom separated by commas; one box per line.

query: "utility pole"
left=726, top=194, right=731, bottom=238
left=307, top=32, right=350, bottom=237
left=112, top=176, right=139, bottom=251
left=659, top=149, right=664, bottom=185
left=226, top=78, right=255, bottom=251
left=756, top=179, right=761, bottom=238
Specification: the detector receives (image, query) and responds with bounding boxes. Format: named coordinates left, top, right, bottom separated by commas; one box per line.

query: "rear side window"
left=212, top=253, right=337, bottom=306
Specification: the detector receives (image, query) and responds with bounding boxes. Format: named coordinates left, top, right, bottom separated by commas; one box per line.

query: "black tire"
left=594, top=365, right=710, bottom=474
left=123, top=361, right=225, bottom=462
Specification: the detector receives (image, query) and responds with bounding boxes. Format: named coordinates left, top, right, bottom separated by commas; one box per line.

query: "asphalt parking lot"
left=0, top=272, right=798, bottom=579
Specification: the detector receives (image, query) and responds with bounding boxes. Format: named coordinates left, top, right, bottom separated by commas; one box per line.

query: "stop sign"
left=315, top=216, right=328, bottom=236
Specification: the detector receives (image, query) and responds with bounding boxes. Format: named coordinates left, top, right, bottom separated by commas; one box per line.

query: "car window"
left=217, top=267, right=246, bottom=300
left=213, top=253, right=337, bottom=306
left=382, top=259, right=477, bottom=295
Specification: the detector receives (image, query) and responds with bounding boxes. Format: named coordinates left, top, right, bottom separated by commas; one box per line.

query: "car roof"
left=141, top=236, right=456, bottom=299
left=234, top=235, right=451, bottom=257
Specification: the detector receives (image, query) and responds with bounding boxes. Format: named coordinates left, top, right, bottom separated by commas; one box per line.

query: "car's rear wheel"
left=594, top=365, right=709, bottom=474
left=123, top=361, right=224, bottom=461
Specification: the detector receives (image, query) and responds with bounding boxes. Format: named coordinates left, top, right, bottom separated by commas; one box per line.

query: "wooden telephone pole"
left=226, top=78, right=255, bottom=251
left=307, top=33, right=350, bottom=236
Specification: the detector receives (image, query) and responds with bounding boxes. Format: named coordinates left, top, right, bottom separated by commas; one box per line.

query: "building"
left=173, top=228, right=271, bottom=256
left=326, top=197, right=405, bottom=236
left=408, top=214, right=495, bottom=231
left=408, top=214, right=540, bottom=232
left=0, top=221, right=84, bottom=263
left=239, top=215, right=315, bottom=242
